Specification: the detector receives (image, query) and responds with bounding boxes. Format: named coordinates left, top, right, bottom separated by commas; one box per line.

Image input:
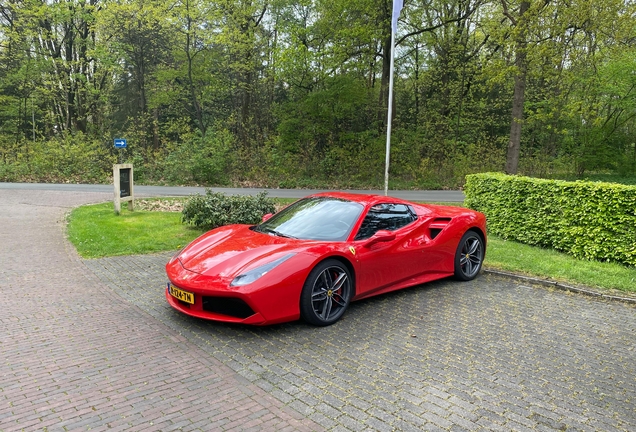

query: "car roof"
left=307, top=191, right=475, bottom=218
left=309, top=192, right=411, bottom=207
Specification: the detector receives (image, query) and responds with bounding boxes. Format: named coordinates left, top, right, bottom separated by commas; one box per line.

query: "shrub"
left=465, top=172, right=636, bottom=266
left=164, top=129, right=232, bottom=186
left=181, top=190, right=276, bottom=230
left=0, top=134, right=114, bottom=183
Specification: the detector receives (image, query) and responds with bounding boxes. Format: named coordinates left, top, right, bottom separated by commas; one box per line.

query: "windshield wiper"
left=261, top=227, right=297, bottom=239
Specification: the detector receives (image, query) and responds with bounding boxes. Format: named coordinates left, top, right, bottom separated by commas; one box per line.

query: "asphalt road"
left=0, top=182, right=465, bottom=202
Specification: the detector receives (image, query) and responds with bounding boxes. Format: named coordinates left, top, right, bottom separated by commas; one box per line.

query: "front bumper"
left=165, top=251, right=314, bottom=325
left=165, top=285, right=268, bottom=324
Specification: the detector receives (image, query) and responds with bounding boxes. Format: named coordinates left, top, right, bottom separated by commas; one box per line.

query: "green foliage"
left=0, top=134, right=114, bottom=183
left=1, top=0, right=636, bottom=188
left=181, top=191, right=276, bottom=230
left=465, top=172, right=636, bottom=266
left=164, top=129, right=233, bottom=185
left=31, top=134, right=114, bottom=183
left=277, top=76, right=375, bottom=154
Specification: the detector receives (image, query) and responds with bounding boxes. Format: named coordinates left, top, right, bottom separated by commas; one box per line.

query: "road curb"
left=484, top=268, right=636, bottom=305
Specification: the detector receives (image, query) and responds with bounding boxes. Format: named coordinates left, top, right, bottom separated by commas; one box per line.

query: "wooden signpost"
left=113, top=163, right=134, bottom=214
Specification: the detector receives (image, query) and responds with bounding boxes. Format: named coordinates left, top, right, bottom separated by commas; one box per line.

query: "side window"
left=354, top=204, right=417, bottom=240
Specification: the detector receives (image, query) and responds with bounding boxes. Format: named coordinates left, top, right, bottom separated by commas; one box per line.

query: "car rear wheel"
left=300, top=259, right=352, bottom=326
left=454, top=231, right=484, bottom=281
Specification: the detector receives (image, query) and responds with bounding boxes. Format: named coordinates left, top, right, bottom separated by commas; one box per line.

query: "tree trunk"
left=185, top=8, right=206, bottom=136
left=414, top=43, right=420, bottom=120
left=505, top=0, right=530, bottom=175
left=505, top=66, right=527, bottom=174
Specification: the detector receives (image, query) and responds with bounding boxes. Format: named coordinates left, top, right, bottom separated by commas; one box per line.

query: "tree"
left=501, top=0, right=530, bottom=174
left=99, top=0, right=174, bottom=148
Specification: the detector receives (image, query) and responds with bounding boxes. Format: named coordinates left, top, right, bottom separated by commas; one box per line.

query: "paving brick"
left=309, top=411, right=338, bottom=429
left=3, top=187, right=636, bottom=432
left=0, top=189, right=322, bottom=432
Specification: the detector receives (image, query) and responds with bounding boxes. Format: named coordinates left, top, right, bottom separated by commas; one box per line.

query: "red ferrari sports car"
left=166, top=192, right=486, bottom=326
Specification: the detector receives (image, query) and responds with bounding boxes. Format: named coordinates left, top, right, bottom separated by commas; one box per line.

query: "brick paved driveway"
left=2, top=189, right=636, bottom=431
left=1, top=190, right=317, bottom=432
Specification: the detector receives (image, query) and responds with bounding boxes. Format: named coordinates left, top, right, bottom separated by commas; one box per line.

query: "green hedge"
left=465, top=172, right=636, bottom=266
left=182, top=190, right=276, bottom=230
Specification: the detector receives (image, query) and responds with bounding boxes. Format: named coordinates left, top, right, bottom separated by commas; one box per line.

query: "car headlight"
left=230, top=253, right=295, bottom=287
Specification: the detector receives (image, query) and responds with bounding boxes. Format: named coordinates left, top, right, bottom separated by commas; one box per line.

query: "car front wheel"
left=454, top=231, right=484, bottom=281
left=300, top=259, right=352, bottom=326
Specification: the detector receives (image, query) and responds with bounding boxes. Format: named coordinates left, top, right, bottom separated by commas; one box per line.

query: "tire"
left=300, top=259, right=352, bottom=326
left=454, top=230, right=484, bottom=281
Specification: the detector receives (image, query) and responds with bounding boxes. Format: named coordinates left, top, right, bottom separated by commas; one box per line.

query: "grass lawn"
left=67, top=198, right=636, bottom=293
left=67, top=202, right=205, bottom=258
left=486, top=237, right=636, bottom=293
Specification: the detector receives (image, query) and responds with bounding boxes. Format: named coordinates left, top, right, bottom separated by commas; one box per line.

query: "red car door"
left=351, top=203, right=429, bottom=298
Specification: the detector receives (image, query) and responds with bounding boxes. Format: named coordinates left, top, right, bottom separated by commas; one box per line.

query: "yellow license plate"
left=169, top=284, right=194, bottom=304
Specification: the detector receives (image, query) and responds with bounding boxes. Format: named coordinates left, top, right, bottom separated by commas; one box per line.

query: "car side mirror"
left=363, top=230, right=396, bottom=247
left=262, top=213, right=273, bottom=222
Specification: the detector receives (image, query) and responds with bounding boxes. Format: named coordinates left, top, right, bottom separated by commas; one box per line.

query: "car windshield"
left=254, top=197, right=364, bottom=241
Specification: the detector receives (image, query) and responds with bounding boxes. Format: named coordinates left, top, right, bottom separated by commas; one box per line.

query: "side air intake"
left=429, top=218, right=451, bottom=239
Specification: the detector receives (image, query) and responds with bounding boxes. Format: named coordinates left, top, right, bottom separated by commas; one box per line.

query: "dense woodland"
left=1, top=0, right=635, bottom=188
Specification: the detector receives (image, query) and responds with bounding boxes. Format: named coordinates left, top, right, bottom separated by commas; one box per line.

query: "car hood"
left=177, top=225, right=300, bottom=278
